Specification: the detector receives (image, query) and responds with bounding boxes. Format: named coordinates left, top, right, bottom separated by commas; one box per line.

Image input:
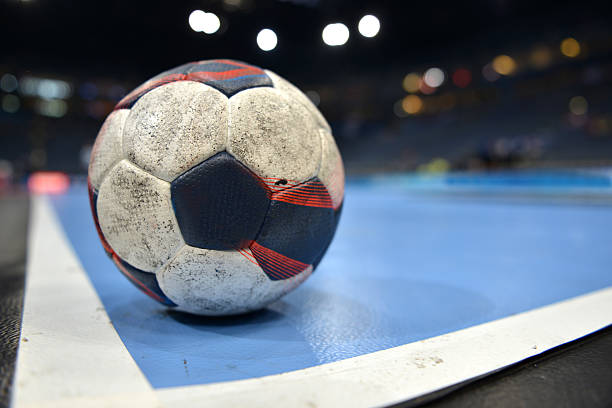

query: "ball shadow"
left=165, top=306, right=285, bottom=328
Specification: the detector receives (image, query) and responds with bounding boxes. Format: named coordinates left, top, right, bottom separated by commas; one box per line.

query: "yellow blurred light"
left=530, top=46, right=552, bottom=69
left=402, top=73, right=420, bottom=93
left=569, top=96, right=588, bottom=115
left=492, top=55, right=516, bottom=75
left=561, top=37, right=580, bottom=57
left=1, top=94, right=20, bottom=113
left=418, top=158, right=450, bottom=173
left=402, top=95, right=423, bottom=114
left=428, top=158, right=450, bottom=173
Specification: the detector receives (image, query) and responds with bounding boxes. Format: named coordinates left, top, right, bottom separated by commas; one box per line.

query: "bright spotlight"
left=322, top=23, right=349, bottom=46
left=358, top=15, right=380, bottom=38
left=257, top=29, right=278, bottom=51
left=189, top=10, right=206, bottom=32
left=202, top=12, right=221, bottom=34
left=189, top=10, right=220, bottom=34
left=423, top=68, right=445, bottom=88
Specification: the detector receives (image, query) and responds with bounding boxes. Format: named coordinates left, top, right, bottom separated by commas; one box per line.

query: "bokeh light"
left=257, top=29, right=278, bottom=51
left=529, top=46, right=553, bottom=69
left=482, top=63, right=500, bottom=81
left=492, top=55, right=516, bottom=75
left=27, top=172, right=70, bottom=195
left=0, top=74, right=18, bottom=93
left=189, top=10, right=220, bottom=34
left=358, top=15, right=380, bottom=38
left=452, top=68, right=471, bottom=88
left=1, top=94, right=20, bottom=113
left=417, top=158, right=450, bottom=173
left=423, top=67, right=445, bottom=87
left=402, top=73, right=420, bottom=93
left=20, top=76, right=71, bottom=99
left=419, top=80, right=436, bottom=95
left=561, top=37, right=580, bottom=58
left=322, top=23, right=349, bottom=46
left=569, top=96, right=588, bottom=115
left=393, top=100, right=407, bottom=118
left=402, top=95, right=423, bottom=114
left=35, top=99, right=68, bottom=118
left=79, top=82, right=98, bottom=100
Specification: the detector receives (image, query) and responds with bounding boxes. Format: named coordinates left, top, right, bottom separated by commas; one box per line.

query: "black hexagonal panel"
left=171, top=151, right=271, bottom=250
left=252, top=177, right=339, bottom=280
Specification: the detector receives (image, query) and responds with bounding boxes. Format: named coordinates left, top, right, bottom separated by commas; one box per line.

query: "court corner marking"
left=156, top=285, right=612, bottom=408
left=11, top=195, right=161, bottom=408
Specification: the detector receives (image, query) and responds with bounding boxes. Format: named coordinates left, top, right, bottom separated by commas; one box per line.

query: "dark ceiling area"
left=1, top=0, right=612, bottom=176
left=2, top=0, right=610, bottom=79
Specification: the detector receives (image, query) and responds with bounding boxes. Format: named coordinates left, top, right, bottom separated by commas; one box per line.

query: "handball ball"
left=87, top=59, right=344, bottom=315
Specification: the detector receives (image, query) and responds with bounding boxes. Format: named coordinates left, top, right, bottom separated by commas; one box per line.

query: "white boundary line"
left=12, top=196, right=161, bottom=408
left=11, top=195, right=612, bottom=408
left=157, top=287, right=612, bottom=408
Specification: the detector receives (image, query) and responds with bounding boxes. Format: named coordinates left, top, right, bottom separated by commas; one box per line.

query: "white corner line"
left=11, top=195, right=161, bottom=408
left=156, top=286, right=612, bottom=408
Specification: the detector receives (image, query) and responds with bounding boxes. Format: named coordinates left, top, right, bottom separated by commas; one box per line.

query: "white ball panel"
left=265, top=70, right=331, bottom=132
left=158, top=246, right=312, bottom=315
left=123, top=81, right=228, bottom=182
left=318, top=128, right=345, bottom=209
left=97, top=160, right=184, bottom=272
left=228, top=87, right=321, bottom=183
left=88, top=109, right=129, bottom=190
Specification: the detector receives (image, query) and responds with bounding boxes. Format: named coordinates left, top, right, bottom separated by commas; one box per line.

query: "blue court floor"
left=51, top=170, right=612, bottom=389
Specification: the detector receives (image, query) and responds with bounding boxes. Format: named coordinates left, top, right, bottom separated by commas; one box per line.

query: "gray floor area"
left=0, top=194, right=29, bottom=408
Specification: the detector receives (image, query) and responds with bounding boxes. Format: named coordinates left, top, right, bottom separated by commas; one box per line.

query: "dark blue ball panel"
left=204, top=75, right=273, bottom=98
left=115, top=59, right=273, bottom=109
left=111, top=255, right=177, bottom=307
left=250, top=242, right=310, bottom=281
left=185, top=60, right=255, bottom=73
left=171, top=152, right=271, bottom=250
left=184, top=59, right=273, bottom=97
left=255, top=184, right=336, bottom=266
left=312, top=203, right=343, bottom=269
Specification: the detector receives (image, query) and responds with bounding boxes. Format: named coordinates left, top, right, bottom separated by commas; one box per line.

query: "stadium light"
left=257, top=29, right=278, bottom=51
left=358, top=15, right=380, bottom=38
left=322, top=23, right=349, bottom=46
left=189, top=10, right=220, bottom=34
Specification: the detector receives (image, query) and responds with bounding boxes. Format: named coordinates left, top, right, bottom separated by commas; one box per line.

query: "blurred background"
left=1, top=0, right=612, bottom=193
